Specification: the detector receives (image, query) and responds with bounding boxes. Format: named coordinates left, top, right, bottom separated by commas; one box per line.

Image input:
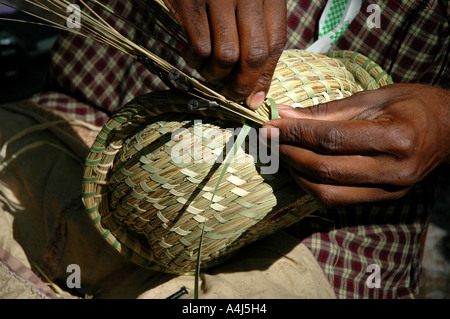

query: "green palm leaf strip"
left=194, top=100, right=279, bottom=298
left=266, top=97, right=280, bottom=120
left=194, top=122, right=253, bottom=299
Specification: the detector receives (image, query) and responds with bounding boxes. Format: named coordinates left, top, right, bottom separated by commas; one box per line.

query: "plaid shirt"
left=32, top=0, right=449, bottom=298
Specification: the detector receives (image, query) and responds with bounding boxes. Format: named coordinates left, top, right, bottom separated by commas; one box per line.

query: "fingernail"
left=248, top=91, right=266, bottom=110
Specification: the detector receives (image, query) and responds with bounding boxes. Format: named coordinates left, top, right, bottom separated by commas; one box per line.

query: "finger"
left=222, top=0, right=269, bottom=101
left=198, top=1, right=240, bottom=82
left=246, top=0, right=287, bottom=110
left=263, top=117, right=403, bottom=155
left=288, top=167, right=410, bottom=207
left=174, top=1, right=211, bottom=70
left=278, top=144, right=414, bottom=187
left=277, top=89, right=390, bottom=121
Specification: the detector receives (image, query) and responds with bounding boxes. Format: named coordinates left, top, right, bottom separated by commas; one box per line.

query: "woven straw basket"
left=82, top=50, right=392, bottom=274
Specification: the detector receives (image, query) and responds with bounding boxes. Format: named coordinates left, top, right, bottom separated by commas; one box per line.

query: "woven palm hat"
left=82, top=50, right=392, bottom=275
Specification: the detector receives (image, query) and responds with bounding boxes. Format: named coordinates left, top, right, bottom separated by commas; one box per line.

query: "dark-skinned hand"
left=261, top=84, right=450, bottom=207
left=164, top=0, right=287, bottom=109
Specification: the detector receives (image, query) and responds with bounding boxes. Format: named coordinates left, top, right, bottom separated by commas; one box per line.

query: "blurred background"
left=0, top=1, right=449, bottom=299
left=0, top=0, right=59, bottom=103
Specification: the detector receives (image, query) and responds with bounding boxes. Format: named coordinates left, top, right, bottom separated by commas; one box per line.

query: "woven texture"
left=265, top=50, right=391, bottom=108
left=82, top=50, right=392, bottom=274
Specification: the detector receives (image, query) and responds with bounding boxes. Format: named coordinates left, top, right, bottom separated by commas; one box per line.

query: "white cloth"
left=306, top=0, right=362, bottom=53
